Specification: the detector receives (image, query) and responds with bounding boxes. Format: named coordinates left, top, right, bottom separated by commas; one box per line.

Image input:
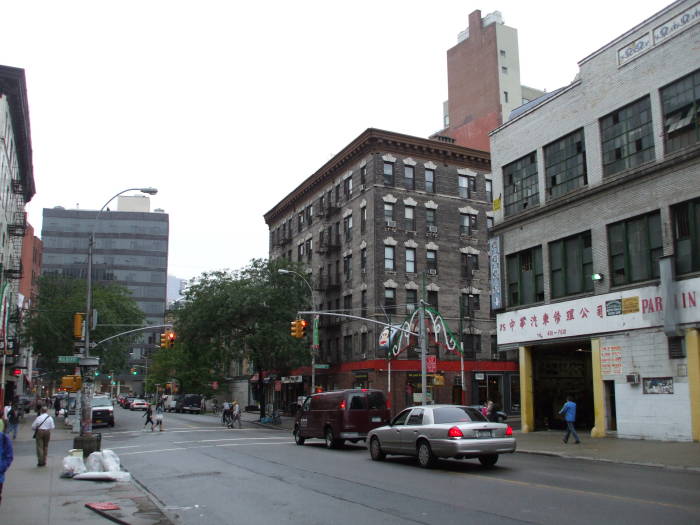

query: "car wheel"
left=293, top=427, right=305, bottom=446
left=369, top=437, right=386, bottom=461
left=417, top=440, right=435, bottom=469
left=324, top=427, right=337, bottom=449
left=109, top=422, right=115, bottom=427
left=478, top=454, right=499, bottom=467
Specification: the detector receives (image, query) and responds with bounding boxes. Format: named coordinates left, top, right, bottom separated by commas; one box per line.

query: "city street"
left=96, top=408, right=700, bottom=525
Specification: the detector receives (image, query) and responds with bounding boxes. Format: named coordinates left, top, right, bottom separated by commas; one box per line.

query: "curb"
left=515, top=449, right=700, bottom=473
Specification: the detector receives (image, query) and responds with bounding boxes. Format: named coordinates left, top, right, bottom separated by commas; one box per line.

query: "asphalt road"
left=100, top=407, right=700, bottom=525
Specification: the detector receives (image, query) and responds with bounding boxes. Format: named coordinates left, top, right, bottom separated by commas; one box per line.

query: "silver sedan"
left=367, top=404, right=516, bottom=468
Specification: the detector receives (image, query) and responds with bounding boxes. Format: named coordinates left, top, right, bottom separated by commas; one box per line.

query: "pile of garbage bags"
left=62, top=449, right=131, bottom=482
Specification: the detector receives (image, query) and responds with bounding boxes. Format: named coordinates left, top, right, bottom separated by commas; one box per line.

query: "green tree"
left=166, top=259, right=310, bottom=416
left=24, top=275, right=145, bottom=385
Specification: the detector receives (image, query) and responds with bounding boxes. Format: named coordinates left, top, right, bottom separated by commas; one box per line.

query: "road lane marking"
left=215, top=442, right=293, bottom=447
left=120, top=447, right=187, bottom=455
left=119, top=441, right=293, bottom=456
left=173, top=437, right=292, bottom=444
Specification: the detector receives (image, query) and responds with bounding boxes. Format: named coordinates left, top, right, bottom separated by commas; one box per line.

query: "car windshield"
left=433, top=406, right=486, bottom=424
left=91, top=398, right=112, bottom=408
left=133, top=399, right=146, bottom=404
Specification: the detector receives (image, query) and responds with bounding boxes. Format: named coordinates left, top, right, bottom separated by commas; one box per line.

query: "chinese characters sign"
left=496, top=278, right=699, bottom=345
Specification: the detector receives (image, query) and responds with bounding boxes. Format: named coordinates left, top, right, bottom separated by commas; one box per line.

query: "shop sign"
left=600, top=345, right=623, bottom=377
left=281, top=376, right=303, bottom=383
left=475, top=373, right=485, bottom=380
left=432, top=374, right=444, bottom=386
left=426, top=355, right=436, bottom=373
left=497, top=278, right=700, bottom=345
left=353, top=372, right=369, bottom=381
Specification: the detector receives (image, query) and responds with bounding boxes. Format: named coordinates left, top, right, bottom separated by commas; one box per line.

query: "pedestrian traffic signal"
left=73, top=312, right=85, bottom=339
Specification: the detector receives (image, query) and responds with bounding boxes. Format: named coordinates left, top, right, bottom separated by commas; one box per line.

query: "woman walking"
left=143, top=404, right=155, bottom=431
left=154, top=403, right=165, bottom=431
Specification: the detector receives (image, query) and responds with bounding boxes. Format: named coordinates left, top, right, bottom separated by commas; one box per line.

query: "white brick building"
left=490, top=0, right=700, bottom=441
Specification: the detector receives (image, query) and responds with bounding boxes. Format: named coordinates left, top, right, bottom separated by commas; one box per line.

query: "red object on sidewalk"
left=86, top=502, right=120, bottom=511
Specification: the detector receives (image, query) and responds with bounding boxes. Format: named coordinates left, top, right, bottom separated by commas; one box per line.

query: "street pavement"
left=3, top=408, right=700, bottom=524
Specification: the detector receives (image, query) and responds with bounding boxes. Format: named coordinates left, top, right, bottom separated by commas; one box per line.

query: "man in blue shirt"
left=559, top=395, right=581, bottom=444
left=0, top=430, right=13, bottom=505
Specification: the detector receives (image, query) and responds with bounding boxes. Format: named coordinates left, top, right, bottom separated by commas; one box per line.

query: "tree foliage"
left=24, top=275, right=145, bottom=383
left=150, top=259, right=310, bottom=399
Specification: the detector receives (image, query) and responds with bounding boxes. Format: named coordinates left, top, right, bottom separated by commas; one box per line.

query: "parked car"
left=176, top=394, right=202, bottom=413
left=467, top=405, right=508, bottom=423
left=129, top=398, right=148, bottom=411
left=91, top=396, right=115, bottom=427
left=293, top=389, right=390, bottom=448
left=367, top=404, right=516, bottom=468
left=164, top=394, right=183, bottom=412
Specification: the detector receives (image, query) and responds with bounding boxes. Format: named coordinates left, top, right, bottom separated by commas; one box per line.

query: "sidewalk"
left=238, top=410, right=700, bottom=472
left=3, top=417, right=175, bottom=525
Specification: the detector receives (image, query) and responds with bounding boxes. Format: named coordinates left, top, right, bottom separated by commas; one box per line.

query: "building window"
left=427, top=290, right=438, bottom=310
left=404, top=206, right=415, bottom=231
left=334, top=184, right=340, bottom=204
left=360, top=165, right=367, bottom=186
left=485, top=179, right=492, bottom=202
left=500, top=49, right=506, bottom=57
left=298, top=211, right=304, bottom=231
left=462, top=293, right=480, bottom=313
left=661, top=69, right=700, bottom=154
left=343, top=177, right=353, bottom=199
left=343, top=214, right=353, bottom=241
left=360, top=247, right=367, bottom=273
left=458, top=175, right=476, bottom=199
left=501, top=66, right=508, bottom=74
left=463, top=333, right=479, bottom=356
left=426, top=250, right=437, bottom=273
left=306, top=239, right=313, bottom=261
left=406, top=289, right=417, bottom=313
left=600, top=96, right=655, bottom=177
left=673, top=197, right=700, bottom=275
left=506, top=246, right=544, bottom=307
left=404, top=165, right=415, bottom=190
left=383, top=162, right=394, bottom=186
left=344, top=335, right=353, bottom=360
left=426, top=209, right=436, bottom=228
left=384, top=288, right=396, bottom=315
left=608, top=211, right=662, bottom=286
left=504, top=91, right=509, bottom=103
left=503, top=152, right=539, bottom=217
left=545, top=128, right=587, bottom=199
left=361, top=290, right=368, bottom=318
left=361, top=332, right=368, bottom=358
left=460, top=213, right=477, bottom=235
left=425, top=169, right=435, bottom=193
left=406, top=248, right=416, bottom=273
left=384, top=246, right=395, bottom=271
left=462, top=253, right=478, bottom=277
left=306, top=205, right=313, bottom=225
left=487, top=216, right=494, bottom=229
left=343, top=294, right=352, bottom=314
left=384, top=203, right=395, bottom=227
left=549, top=231, right=593, bottom=299
left=668, top=336, right=686, bottom=359
left=343, top=254, right=353, bottom=282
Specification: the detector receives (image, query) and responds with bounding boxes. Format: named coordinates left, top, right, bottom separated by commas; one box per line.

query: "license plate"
left=372, top=417, right=381, bottom=422
left=476, top=430, right=491, bottom=438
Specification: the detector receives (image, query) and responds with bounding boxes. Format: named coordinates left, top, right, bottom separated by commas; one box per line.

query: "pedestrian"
left=154, top=403, right=164, bottom=431
left=6, top=404, right=19, bottom=440
left=231, top=400, right=242, bottom=429
left=143, top=404, right=155, bottom=431
left=485, top=400, right=499, bottom=422
left=31, top=407, right=55, bottom=467
left=0, top=428, right=13, bottom=505
left=559, top=395, right=581, bottom=444
left=222, top=400, right=231, bottom=425
left=53, top=397, right=61, bottom=417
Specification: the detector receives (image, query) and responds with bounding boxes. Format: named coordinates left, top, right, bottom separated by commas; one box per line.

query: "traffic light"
left=73, top=312, right=85, bottom=339
left=290, top=319, right=308, bottom=339
left=160, top=332, right=168, bottom=348
left=131, top=367, right=137, bottom=375
left=167, top=331, right=176, bottom=348
left=12, top=368, right=21, bottom=376
left=95, top=370, right=100, bottom=377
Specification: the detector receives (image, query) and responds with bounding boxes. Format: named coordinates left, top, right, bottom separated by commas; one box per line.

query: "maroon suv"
left=293, top=389, right=390, bottom=448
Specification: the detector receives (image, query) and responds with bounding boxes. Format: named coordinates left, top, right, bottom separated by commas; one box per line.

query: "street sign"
left=58, top=355, right=80, bottom=364
left=314, top=364, right=330, bottom=369
left=427, top=355, right=437, bottom=373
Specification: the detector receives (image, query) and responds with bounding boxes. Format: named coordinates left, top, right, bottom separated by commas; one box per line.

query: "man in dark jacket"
left=0, top=430, right=14, bottom=505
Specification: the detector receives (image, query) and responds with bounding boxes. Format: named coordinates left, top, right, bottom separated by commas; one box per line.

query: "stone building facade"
left=490, top=0, right=700, bottom=441
left=265, top=128, right=518, bottom=414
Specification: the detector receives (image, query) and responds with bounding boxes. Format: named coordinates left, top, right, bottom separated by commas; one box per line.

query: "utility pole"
left=420, top=273, right=428, bottom=406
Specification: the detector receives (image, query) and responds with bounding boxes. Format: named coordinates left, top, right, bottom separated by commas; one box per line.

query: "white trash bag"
left=61, top=455, right=87, bottom=477
left=85, top=451, right=104, bottom=472
left=100, top=449, right=120, bottom=473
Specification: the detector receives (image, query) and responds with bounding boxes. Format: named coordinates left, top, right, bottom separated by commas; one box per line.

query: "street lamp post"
left=75, top=187, right=157, bottom=455
left=278, top=269, right=317, bottom=393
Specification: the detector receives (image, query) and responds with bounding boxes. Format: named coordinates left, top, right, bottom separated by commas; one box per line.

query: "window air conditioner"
left=626, top=373, right=640, bottom=384
left=428, top=269, right=437, bottom=275
left=428, top=225, right=438, bottom=233
left=386, top=220, right=397, bottom=228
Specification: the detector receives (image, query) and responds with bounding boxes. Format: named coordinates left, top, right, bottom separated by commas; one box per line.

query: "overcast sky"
left=1, top=0, right=670, bottom=281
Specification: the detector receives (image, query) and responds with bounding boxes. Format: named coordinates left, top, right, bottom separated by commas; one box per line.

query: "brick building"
left=490, top=0, right=700, bottom=441
left=435, top=10, right=544, bottom=151
left=265, top=128, right=518, bottom=414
